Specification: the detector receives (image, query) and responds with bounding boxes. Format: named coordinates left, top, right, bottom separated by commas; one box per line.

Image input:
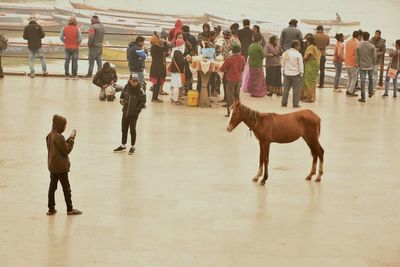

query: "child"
left=114, top=73, right=146, bottom=155
left=220, top=44, right=246, bottom=117
left=46, top=115, right=82, bottom=215
left=170, top=42, right=185, bottom=104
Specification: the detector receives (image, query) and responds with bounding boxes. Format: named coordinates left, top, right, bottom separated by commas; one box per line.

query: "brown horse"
left=226, top=102, right=324, bottom=185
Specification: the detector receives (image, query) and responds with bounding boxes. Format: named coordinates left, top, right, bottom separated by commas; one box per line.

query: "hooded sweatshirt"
left=46, top=115, right=74, bottom=174
left=23, top=20, right=45, bottom=51
left=127, top=42, right=147, bottom=72
left=168, top=19, right=183, bottom=42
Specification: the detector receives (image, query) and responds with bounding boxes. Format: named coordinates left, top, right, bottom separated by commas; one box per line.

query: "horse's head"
left=226, top=101, right=243, bottom=132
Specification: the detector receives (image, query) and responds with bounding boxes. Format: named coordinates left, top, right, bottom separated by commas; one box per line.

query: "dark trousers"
left=282, top=74, right=302, bottom=107
left=152, top=77, right=162, bottom=100
left=48, top=172, right=73, bottom=212
left=210, top=72, right=221, bottom=94
left=0, top=55, right=3, bottom=77
left=319, top=55, right=326, bottom=86
left=122, top=115, right=138, bottom=146
left=226, top=81, right=240, bottom=114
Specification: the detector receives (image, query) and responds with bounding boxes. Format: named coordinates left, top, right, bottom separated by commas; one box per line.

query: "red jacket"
left=220, top=54, right=246, bottom=82
left=61, top=25, right=81, bottom=49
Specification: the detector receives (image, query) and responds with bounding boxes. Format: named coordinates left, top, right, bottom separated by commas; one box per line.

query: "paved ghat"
left=0, top=76, right=399, bottom=267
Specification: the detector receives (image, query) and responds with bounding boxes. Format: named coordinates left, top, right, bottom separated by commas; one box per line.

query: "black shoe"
left=318, top=85, right=324, bottom=88
left=293, top=105, right=301, bottom=108
left=281, top=104, right=287, bottom=107
left=382, top=94, right=388, bottom=98
left=358, top=98, right=365, bottom=103
left=85, top=74, right=92, bottom=78
left=222, top=104, right=227, bottom=107
left=369, top=91, right=375, bottom=98
left=46, top=209, right=57, bottom=216
left=113, top=146, right=126, bottom=152
left=152, top=99, right=163, bottom=103
left=267, top=92, right=273, bottom=96
left=128, top=147, right=135, bottom=155
left=67, top=209, right=82, bottom=215
left=346, top=92, right=358, bottom=97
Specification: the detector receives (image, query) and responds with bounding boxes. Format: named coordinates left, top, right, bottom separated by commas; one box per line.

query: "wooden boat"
left=0, top=3, right=55, bottom=15
left=301, top=18, right=360, bottom=27
left=0, top=13, right=60, bottom=31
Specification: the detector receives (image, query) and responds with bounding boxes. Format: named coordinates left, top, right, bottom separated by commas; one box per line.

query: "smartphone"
left=71, top=129, right=77, bottom=138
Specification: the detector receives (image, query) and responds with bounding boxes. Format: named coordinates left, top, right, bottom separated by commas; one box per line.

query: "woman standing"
left=149, top=33, right=168, bottom=103
left=382, top=39, right=400, bottom=98
left=333, top=33, right=344, bottom=92
left=302, top=35, right=321, bottom=102
left=265, top=36, right=282, bottom=96
left=170, top=47, right=185, bottom=104
left=247, top=33, right=267, bottom=97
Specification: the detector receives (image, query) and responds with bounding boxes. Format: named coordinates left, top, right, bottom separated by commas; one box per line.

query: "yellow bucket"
left=187, top=90, right=199, bottom=107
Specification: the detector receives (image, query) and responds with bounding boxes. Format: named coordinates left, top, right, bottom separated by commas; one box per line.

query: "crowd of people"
left=0, top=16, right=398, bottom=105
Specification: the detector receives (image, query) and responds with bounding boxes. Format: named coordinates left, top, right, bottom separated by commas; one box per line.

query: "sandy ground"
left=0, top=76, right=399, bottom=266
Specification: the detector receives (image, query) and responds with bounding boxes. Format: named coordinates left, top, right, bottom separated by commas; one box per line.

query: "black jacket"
left=23, top=20, right=45, bottom=51
left=183, top=32, right=197, bottom=54
left=127, top=42, right=147, bottom=72
left=150, top=43, right=168, bottom=78
left=92, top=67, right=117, bottom=87
left=170, top=50, right=185, bottom=73
left=121, top=82, right=146, bottom=117
left=238, top=27, right=253, bottom=58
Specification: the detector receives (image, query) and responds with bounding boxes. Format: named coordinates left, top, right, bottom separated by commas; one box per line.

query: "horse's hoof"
left=315, top=177, right=321, bottom=182
left=305, top=176, right=312, bottom=181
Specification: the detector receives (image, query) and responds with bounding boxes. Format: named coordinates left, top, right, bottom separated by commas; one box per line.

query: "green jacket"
left=248, top=43, right=265, bottom=68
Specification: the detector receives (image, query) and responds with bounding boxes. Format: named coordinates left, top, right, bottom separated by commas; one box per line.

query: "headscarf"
left=169, top=19, right=183, bottom=42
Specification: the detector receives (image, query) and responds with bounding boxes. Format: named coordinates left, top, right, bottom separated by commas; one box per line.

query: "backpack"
left=0, top=34, right=8, bottom=50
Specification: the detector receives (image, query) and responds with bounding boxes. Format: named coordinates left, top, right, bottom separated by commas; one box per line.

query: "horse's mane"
left=239, top=104, right=259, bottom=126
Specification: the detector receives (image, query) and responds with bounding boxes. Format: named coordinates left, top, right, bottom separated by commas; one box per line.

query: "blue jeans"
left=333, top=61, right=342, bottom=88
left=360, top=69, right=374, bottom=99
left=28, top=48, right=47, bottom=74
left=384, top=70, right=399, bottom=96
left=88, top=46, right=102, bottom=75
left=65, top=48, right=79, bottom=76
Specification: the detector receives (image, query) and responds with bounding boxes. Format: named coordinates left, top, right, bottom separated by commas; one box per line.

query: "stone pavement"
left=0, top=76, right=399, bottom=267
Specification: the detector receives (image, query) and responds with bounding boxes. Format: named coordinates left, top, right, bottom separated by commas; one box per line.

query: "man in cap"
left=23, top=17, right=47, bottom=78
left=86, top=15, right=105, bottom=78
left=114, top=73, right=146, bottom=155
left=60, top=16, right=82, bottom=79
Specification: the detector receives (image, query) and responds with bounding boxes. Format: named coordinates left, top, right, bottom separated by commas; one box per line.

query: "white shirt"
left=281, top=48, right=304, bottom=76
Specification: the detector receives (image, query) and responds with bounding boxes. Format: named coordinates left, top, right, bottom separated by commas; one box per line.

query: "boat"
left=300, top=18, right=360, bottom=27
left=0, top=13, right=60, bottom=31
left=0, top=3, right=55, bottom=15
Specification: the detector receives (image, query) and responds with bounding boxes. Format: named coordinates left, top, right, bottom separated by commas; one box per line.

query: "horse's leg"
left=315, top=142, right=324, bottom=182
left=252, top=141, right=264, bottom=182
left=303, top=138, right=318, bottom=180
left=260, top=142, right=270, bottom=186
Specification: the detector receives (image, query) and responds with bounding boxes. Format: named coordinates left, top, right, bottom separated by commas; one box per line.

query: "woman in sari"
left=302, top=35, right=321, bottom=102
left=247, top=33, right=267, bottom=97
left=265, top=35, right=282, bottom=96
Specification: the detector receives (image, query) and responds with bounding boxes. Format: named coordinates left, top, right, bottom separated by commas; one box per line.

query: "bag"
left=387, top=68, right=398, bottom=79
left=105, top=85, right=116, bottom=96
left=173, top=59, right=186, bottom=84
left=387, top=53, right=399, bottom=79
